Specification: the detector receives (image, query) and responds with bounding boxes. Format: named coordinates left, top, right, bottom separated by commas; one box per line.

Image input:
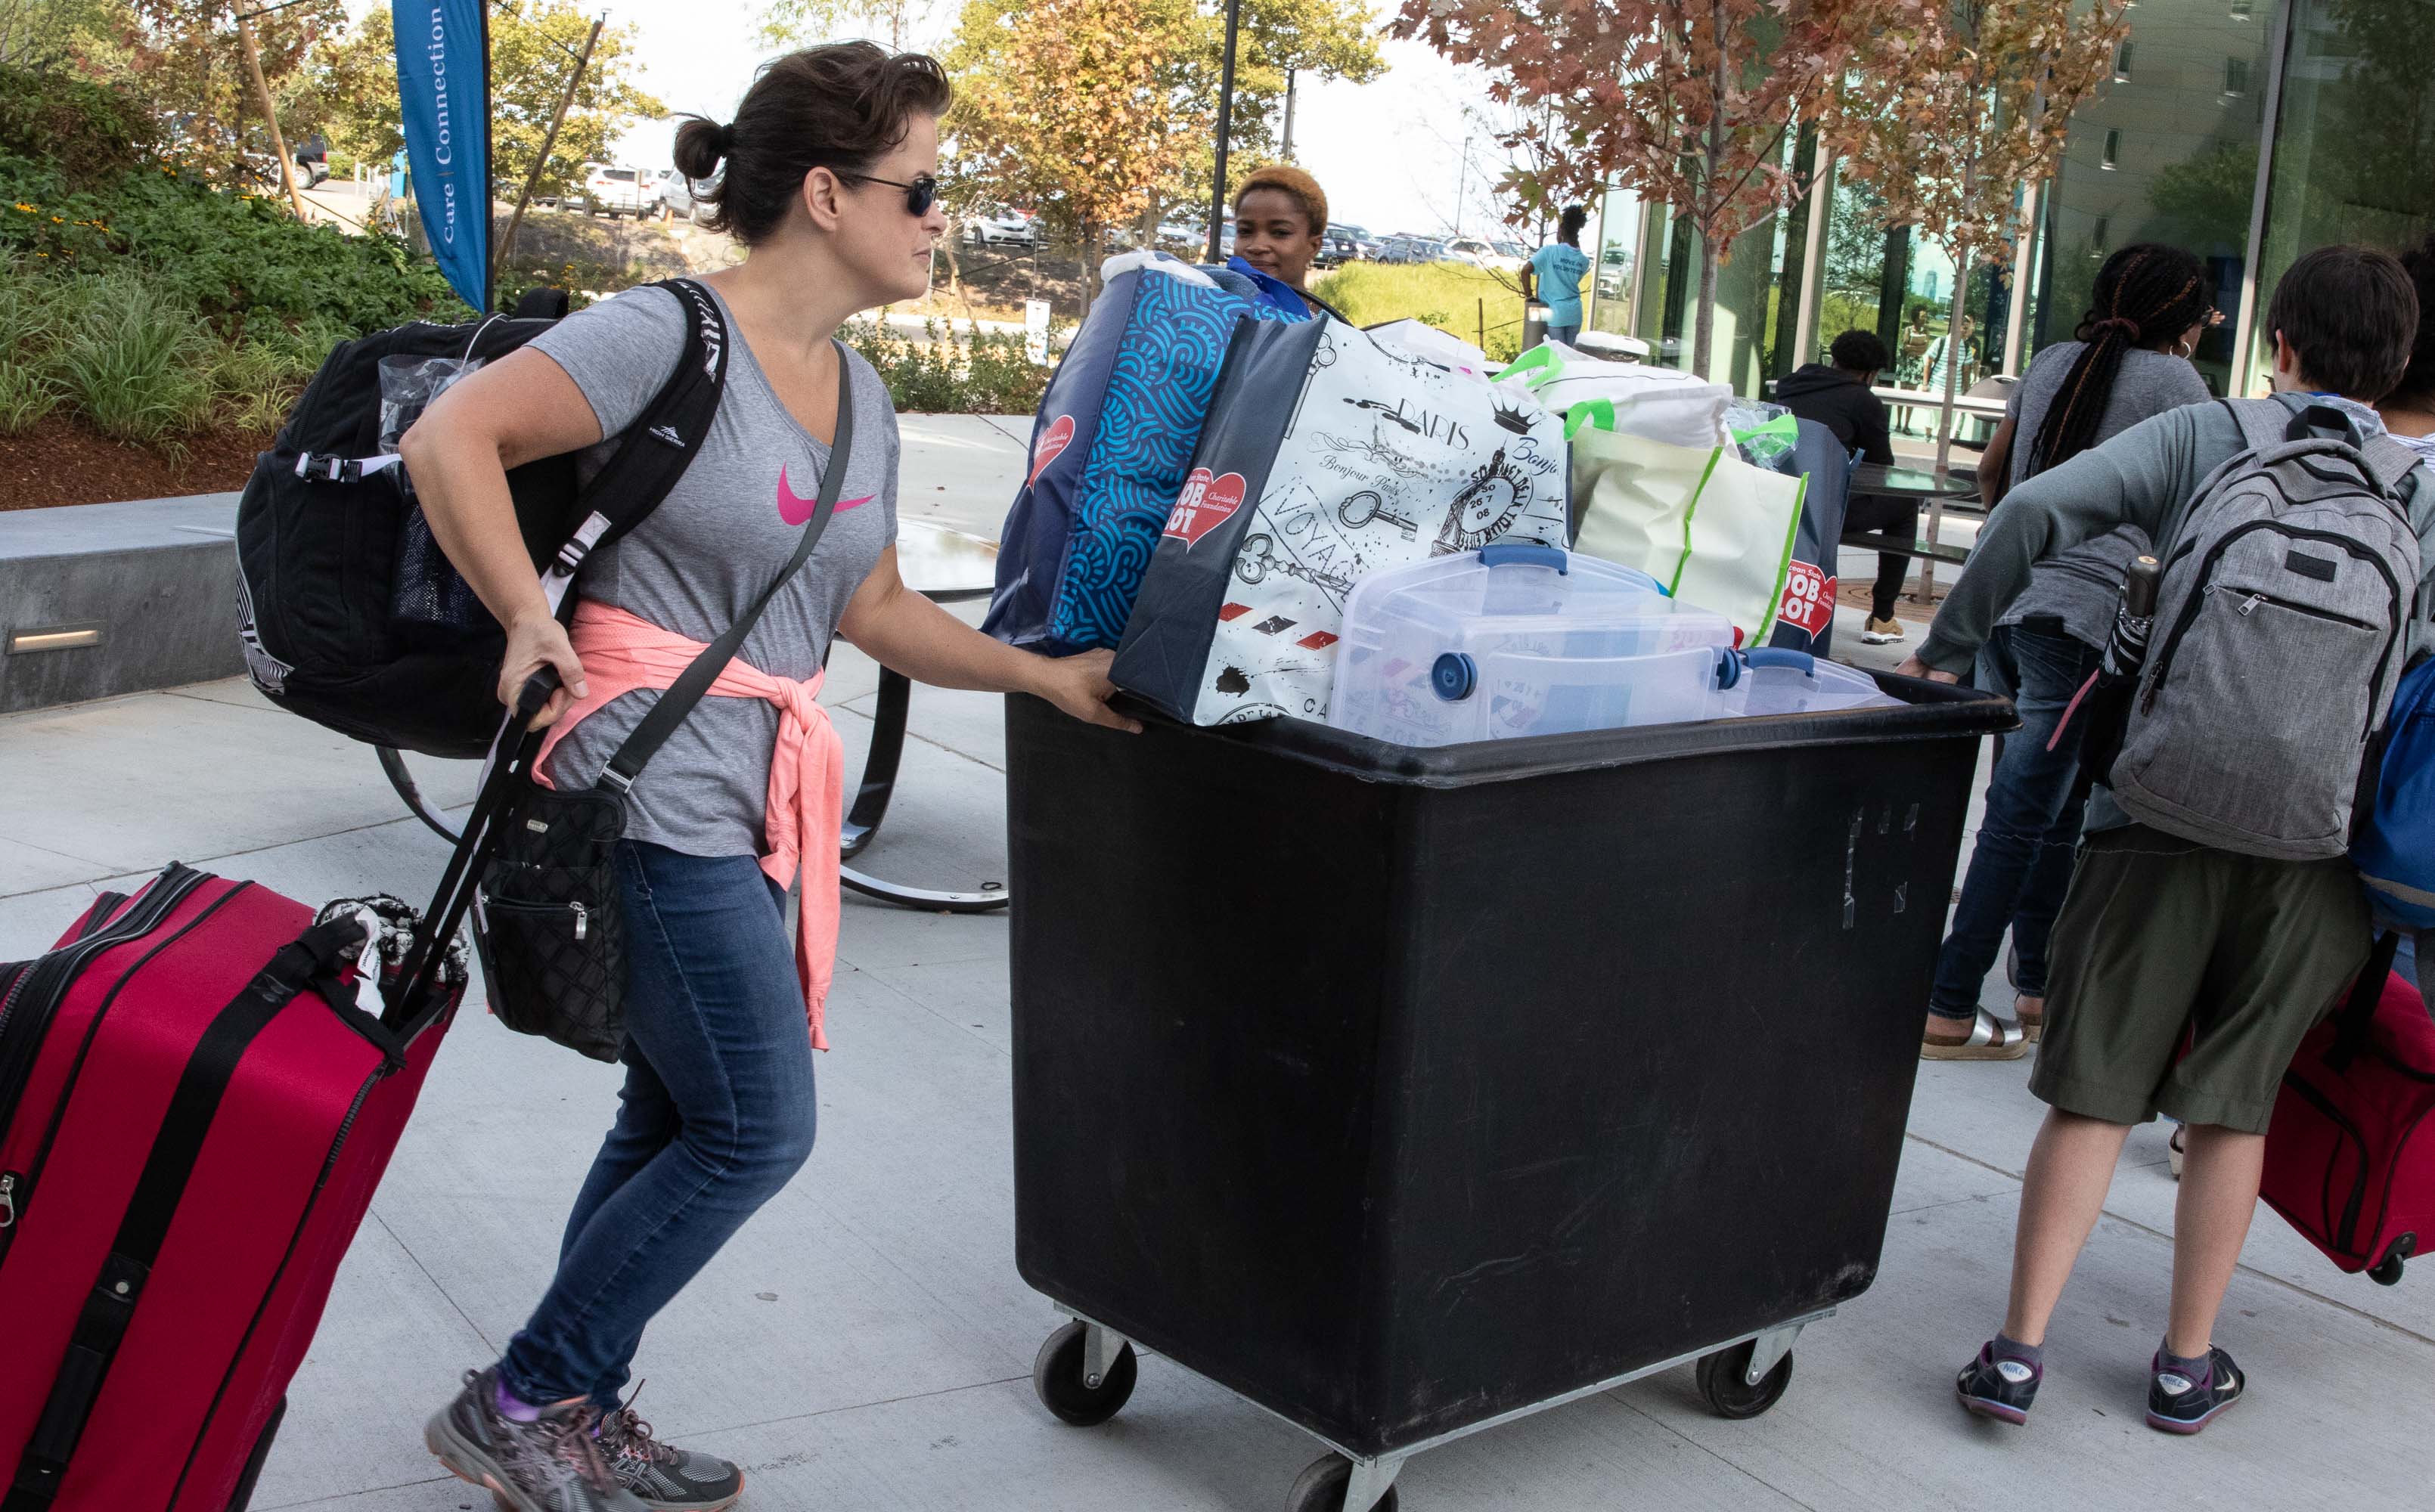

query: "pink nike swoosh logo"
left=777, top=464, right=875, bottom=526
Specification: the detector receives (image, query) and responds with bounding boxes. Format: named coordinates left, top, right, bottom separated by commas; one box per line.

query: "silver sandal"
left=1922, top=1006, right=2030, bottom=1061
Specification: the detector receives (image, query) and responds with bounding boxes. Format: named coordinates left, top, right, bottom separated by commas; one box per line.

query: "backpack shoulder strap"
left=2359, top=432, right=2424, bottom=494
left=538, top=279, right=728, bottom=606
left=2222, top=395, right=2297, bottom=456
left=599, top=337, right=858, bottom=792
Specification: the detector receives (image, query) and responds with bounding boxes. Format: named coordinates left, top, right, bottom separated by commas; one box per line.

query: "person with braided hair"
left=1921, top=243, right=2219, bottom=1061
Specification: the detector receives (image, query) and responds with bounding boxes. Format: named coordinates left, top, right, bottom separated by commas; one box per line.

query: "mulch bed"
left=0, top=415, right=265, bottom=511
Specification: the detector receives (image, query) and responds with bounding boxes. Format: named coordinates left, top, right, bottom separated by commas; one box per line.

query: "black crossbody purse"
left=472, top=341, right=857, bottom=1061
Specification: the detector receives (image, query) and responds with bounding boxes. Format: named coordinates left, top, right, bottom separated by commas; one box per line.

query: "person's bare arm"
left=395, top=347, right=600, bottom=727
left=1977, top=414, right=2017, bottom=508
left=837, top=547, right=1138, bottom=732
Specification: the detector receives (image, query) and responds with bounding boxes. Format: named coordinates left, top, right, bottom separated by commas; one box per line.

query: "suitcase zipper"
left=0, top=866, right=209, bottom=1129
left=0, top=878, right=251, bottom=1270
left=165, top=1064, right=385, bottom=1507
left=0, top=1170, right=16, bottom=1228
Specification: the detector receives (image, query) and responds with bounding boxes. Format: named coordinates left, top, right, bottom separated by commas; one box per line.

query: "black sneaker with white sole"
left=2146, top=1346, right=2244, bottom=1434
left=595, top=1399, right=745, bottom=1510
left=425, top=1367, right=647, bottom=1512
left=1955, top=1341, right=2041, bottom=1424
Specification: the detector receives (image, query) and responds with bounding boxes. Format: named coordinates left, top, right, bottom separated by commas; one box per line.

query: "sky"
left=564, top=0, right=1513, bottom=242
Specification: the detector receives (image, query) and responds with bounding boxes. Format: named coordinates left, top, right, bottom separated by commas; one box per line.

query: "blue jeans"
left=1547, top=322, right=1581, bottom=345
left=1928, top=621, right=2105, bottom=1020
left=498, top=841, right=816, bottom=1406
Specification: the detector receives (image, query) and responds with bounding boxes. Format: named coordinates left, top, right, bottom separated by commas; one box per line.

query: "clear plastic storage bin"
left=1328, top=544, right=1738, bottom=747
left=1712, top=654, right=1903, bottom=719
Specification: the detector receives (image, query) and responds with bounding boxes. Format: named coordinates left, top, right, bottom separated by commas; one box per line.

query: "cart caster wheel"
left=1695, top=1340, right=1794, bottom=1419
left=1286, top=1453, right=1401, bottom=1512
left=1032, top=1320, right=1137, bottom=1426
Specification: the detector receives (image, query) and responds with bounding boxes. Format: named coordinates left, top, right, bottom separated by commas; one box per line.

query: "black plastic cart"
left=1003, top=678, right=2012, bottom=1511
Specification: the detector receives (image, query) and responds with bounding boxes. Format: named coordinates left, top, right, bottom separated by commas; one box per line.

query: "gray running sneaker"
left=594, top=1393, right=745, bottom=1511
left=425, top=1368, right=647, bottom=1512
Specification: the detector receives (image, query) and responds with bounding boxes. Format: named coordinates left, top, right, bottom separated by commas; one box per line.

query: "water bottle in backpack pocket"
left=2111, top=399, right=2424, bottom=860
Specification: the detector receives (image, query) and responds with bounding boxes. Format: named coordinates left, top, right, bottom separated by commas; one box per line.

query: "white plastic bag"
left=1497, top=341, right=1731, bottom=449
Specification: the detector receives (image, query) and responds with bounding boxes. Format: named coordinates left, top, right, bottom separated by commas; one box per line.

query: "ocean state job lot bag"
left=984, top=253, right=1303, bottom=655
left=1113, top=317, right=1570, bottom=725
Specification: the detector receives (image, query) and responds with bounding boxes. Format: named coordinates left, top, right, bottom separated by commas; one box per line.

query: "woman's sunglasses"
left=841, top=172, right=938, bottom=218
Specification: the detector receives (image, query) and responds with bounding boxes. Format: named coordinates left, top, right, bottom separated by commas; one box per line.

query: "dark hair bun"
left=672, top=115, right=727, bottom=183
left=692, top=42, right=952, bottom=246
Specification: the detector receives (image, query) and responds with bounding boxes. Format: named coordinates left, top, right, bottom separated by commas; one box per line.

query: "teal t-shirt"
left=1529, top=243, right=1590, bottom=324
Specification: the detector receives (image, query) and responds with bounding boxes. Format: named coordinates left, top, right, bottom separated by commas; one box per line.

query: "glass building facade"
left=1584, top=0, right=2435, bottom=408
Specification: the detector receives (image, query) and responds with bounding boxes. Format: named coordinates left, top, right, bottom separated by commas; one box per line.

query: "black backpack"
left=234, top=279, right=729, bottom=759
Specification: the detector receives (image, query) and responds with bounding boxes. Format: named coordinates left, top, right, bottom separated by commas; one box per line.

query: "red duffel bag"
left=2263, top=931, right=2435, bottom=1287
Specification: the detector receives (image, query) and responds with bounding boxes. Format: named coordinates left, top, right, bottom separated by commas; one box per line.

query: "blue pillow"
left=986, top=254, right=1304, bottom=654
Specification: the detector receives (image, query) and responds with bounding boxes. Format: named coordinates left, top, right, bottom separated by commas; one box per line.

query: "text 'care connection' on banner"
left=392, top=0, right=489, bottom=311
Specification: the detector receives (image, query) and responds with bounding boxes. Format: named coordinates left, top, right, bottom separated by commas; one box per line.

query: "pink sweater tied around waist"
left=534, top=599, right=845, bottom=1049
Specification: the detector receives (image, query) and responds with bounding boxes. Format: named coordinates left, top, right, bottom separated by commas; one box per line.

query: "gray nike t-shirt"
left=528, top=283, right=899, bottom=858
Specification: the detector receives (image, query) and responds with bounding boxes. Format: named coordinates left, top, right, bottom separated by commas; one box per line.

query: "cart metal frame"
left=1042, top=1301, right=1832, bottom=1512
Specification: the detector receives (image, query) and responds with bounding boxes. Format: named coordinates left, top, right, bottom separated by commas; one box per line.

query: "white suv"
left=580, top=164, right=650, bottom=218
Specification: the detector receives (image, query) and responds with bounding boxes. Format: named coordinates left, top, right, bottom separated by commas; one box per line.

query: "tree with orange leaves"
left=1394, top=0, right=1881, bottom=379
left=1828, top=0, right=2127, bottom=478
left=941, top=0, right=1212, bottom=310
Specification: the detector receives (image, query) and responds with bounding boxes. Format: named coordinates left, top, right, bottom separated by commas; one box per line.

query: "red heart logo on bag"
left=1028, top=414, right=1075, bottom=485
left=1163, top=468, right=1249, bottom=547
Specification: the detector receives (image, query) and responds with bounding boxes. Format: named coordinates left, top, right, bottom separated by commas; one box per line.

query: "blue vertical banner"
left=392, top=0, right=491, bottom=311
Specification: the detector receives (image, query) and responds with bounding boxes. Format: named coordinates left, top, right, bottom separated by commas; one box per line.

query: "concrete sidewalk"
left=2, top=639, right=2427, bottom=1512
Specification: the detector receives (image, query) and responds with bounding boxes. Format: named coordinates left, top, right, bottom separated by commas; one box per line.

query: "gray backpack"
left=2113, top=398, right=2423, bottom=860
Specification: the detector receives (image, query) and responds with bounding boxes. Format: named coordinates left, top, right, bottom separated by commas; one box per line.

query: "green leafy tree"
left=941, top=0, right=1210, bottom=294
left=0, top=0, right=117, bottom=70
left=939, top=0, right=1382, bottom=258
left=758, top=0, right=944, bottom=51
left=74, top=0, right=349, bottom=187
left=1169, top=0, right=1384, bottom=232
left=307, top=0, right=660, bottom=203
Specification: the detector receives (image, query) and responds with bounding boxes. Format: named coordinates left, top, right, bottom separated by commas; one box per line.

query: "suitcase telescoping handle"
left=386, top=670, right=562, bottom=1034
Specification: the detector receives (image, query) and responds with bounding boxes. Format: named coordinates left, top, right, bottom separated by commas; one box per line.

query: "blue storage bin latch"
left=1476, top=542, right=1568, bottom=574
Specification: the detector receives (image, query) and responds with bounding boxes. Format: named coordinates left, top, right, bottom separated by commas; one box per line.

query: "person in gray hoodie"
left=1901, top=246, right=2428, bottom=1438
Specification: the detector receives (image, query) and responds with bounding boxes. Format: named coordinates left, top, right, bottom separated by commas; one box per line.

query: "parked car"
left=1380, top=235, right=1449, bottom=265
left=653, top=168, right=719, bottom=222
left=1317, top=222, right=1372, bottom=268
left=1596, top=246, right=1631, bottom=299
left=580, top=163, right=651, bottom=218
left=1444, top=236, right=1528, bottom=272
left=962, top=212, right=1044, bottom=247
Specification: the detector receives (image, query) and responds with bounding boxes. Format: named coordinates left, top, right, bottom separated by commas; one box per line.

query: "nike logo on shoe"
left=776, top=464, right=874, bottom=525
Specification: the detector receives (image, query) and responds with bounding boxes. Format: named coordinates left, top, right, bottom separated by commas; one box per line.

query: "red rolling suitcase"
left=2263, top=932, right=2435, bottom=1286
left=0, top=869, right=465, bottom=1512
left=0, top=680, right=541, bottom=1512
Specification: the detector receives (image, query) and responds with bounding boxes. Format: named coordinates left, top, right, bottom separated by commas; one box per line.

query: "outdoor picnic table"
left=1841, top=461, right=1979, bottom=568
left=839, top=518, right=1010, bottom=913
